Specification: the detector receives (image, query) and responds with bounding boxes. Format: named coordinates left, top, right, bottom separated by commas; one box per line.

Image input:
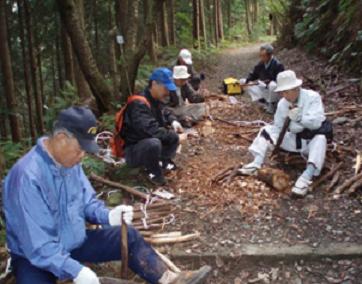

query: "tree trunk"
left=51, top=45, right=58, bottom=103
left=199, top=0, right=207, bottom=48
left=160, top=0, right=169, bottom=47
left=57, top=0, right=112, bottom=114
left=216, top=0, right=224, bottom=40
left=74, top=0, right=93, bottom=101
left=252, top=0, right=258, bottom=26
left=108, top=2, right=119, bottom=99
left=118, top=0, right=161, bottom=98
left=93, top=0, right=99, bottom=60
left=36, top=46, right=45, bottom=107
left=144, top=0, right=157, bottom=62
left=0, top=90, right=8, bottom=140
left=24, top=0, right=44, bottom=134
left=192, top=0, right=200, bottom=49
left=213, top=0, right=219, bottom=46
left=17, top=0, right=36, bottom=142
left=227, top=0, right=232, bottom=30
left=206, top=0, right=213, bottom=44
left=56, top=20, right=64, bottom=90
left=245, top=0, right=252, bottom=37
left=61, top=26, right=76, bottom=85
left=168, top=0, right=176, bottom=45
left=0, top=147, right=5, bottom=176
left=0, top=0, right=22, bottom=142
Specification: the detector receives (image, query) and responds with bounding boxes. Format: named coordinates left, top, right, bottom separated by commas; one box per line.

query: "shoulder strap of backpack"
left=127, top=95, right=151, bottom=109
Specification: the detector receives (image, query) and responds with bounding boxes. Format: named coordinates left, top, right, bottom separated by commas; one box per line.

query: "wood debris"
left=256, top=168, right=291, bottom=192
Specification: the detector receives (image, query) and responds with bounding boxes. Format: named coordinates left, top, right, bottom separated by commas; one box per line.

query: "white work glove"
left=74, top=267, right=100, bottom=284
left=108, top=205, right=133, bottom=226
left=288, top=107, right=301, bottom=122
left=289, top=121, right=304, bottom=134
left=172, top=120, right=184, bottom=133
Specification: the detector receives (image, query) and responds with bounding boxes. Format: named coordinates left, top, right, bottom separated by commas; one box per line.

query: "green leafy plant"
left=44, top=82, right=79, bottom=130
left=82, top=155, right=106, bottom=176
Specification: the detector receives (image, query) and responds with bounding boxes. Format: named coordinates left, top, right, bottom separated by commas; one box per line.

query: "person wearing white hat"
left=240, top=44, right=285, bottom=114
left=175, top=49, right=205, bottom=91
left=239, top=70, right=332, bottom=197
left=165, top=65, right=206, bottom=128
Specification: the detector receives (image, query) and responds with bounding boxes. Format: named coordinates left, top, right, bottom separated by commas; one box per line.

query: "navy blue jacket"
left=121, top=89, right=177, bottom=147
left=246, top=57, right=285, bottom=83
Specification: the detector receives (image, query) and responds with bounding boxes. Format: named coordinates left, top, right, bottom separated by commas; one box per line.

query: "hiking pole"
left=271, top=116, right=291, bottom=158
left=121, top=213, right=128, bottom=279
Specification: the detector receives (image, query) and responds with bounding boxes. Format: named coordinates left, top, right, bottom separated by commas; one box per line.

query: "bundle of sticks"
left=211, top=163, right=242, bottom=185
left=132, top=201, right=175, bottom=232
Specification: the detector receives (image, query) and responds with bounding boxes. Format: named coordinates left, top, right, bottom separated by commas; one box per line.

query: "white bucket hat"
left=274, top=70, right=303, bottom=92
left=179, top=49, right=193, bottom=65
left=173, top=65, right=191, bottom=80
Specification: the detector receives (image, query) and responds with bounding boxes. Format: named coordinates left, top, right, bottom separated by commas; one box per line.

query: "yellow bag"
left=222, top=77, right=241, bottom=95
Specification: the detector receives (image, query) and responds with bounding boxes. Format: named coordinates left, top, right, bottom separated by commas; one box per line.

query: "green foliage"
left=82, top=155, right=105, bottom=176
left=44, top=82, right=79, bottom=130
left=282, top=0, right=362, bottom=74
left=0, top=140, right=30, bottom=177
left=99, top=113, right=115, bottom=131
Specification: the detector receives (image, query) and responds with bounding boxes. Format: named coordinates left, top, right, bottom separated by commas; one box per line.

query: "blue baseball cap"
left=149, top=67, right=177, bottom=92
left=54, top=106, right=99, bottom=154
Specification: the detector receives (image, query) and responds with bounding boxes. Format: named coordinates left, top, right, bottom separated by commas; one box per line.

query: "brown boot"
left=171, top=266, right=211, bottom=284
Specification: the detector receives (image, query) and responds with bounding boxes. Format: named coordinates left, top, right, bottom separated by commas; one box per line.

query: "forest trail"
left=204, top=44, right=261, bottom=92
left=161, top=45, right=362, bottom=283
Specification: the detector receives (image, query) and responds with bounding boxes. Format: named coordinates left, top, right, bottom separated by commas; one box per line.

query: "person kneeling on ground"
left=239, top=70, right=332, bottom=197
left=174, top=49, right=205, bottom=91
left=3, top=106, right=211, bottom=284
left=121, top=67, right=187, bottom=186
left=166, top=65, right=206, bottom=128
left=240, top=44, right=285, bottom=114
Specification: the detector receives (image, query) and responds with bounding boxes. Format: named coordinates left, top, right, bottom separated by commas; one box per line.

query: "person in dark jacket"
left=167, top=66, right=206, bottom=128
left=240, top=44, right=285, bottom=113
left=121, top=68, right=187, bottom=185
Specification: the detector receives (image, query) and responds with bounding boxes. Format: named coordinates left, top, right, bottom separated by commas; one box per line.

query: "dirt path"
left=205, top=44, right=261, bottom=92
left=160, top=45, right=362, bottom=283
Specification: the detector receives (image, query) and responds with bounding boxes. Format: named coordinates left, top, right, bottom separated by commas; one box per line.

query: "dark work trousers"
left=10, top=226, right=167, bottom=284
left=125, top=135, right=179, bottom=176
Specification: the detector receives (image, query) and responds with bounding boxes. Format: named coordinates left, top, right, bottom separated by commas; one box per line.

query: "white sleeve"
left=300, top=94, right=325, bottom=130
left=274, top=98, right=290, bottom=130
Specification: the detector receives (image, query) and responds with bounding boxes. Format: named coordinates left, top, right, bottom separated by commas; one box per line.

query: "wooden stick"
left=312, top=162, right=343, bottom=190
left=134, top=202, right=172, bottom=212
left=347, top=178, right=362, bottom=195
left=155, top=249, right=181, bottom=273
left=121, top=214, right=128, bottom=279
left=240, top=82, right=259, bottom=88
left=211, top=165, right=234, bottom=183
left=334, top=171, right=362, bottom=194
left=214, top=117, right=240, bottom=127
left=133, top=223, right=163, bottom=230
left=133, top=209, right=174, bottom=220
left=150, top=232, right=182, bottom=238
left=226, top=164, right=241, bottom=184
left=145, top=232, right=200, bottom=245
left=271, top=117, right=291, bottom=157
left=90, top=173, right=148, bottom=200
left=326, top=171, right=340, bottom=192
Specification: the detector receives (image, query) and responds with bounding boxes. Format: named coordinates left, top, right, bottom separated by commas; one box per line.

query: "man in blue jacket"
left=2, top=107, right=210, bottom=284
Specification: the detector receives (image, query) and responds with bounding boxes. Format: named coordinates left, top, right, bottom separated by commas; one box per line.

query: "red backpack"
left=110, top=95, right=151, bottom=158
